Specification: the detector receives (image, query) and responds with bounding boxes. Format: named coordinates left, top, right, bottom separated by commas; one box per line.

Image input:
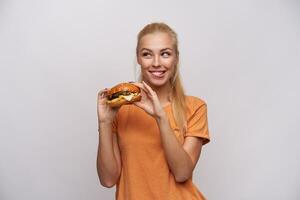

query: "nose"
left=152, top=55, right=161, bottom=67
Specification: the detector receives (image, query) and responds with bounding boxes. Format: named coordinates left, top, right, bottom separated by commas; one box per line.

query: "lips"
left=148, top=70, right=166, bottom=78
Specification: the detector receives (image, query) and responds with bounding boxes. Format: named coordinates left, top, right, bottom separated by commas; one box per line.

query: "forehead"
left=139, top=32, right=174, bottom=50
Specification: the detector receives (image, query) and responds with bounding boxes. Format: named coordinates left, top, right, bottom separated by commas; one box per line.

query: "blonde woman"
left=97, top=22, right=210, bottom=200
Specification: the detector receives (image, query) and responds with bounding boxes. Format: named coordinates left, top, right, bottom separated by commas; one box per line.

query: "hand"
left=132, top=81, right=166, bottom=119
left=97, top=88, right=119, bottom=124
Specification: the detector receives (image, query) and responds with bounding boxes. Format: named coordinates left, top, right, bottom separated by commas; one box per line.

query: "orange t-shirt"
left=112, top=96, right=210, bottom=200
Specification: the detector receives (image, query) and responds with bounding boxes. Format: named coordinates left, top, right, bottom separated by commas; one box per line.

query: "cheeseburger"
left=106, top=83, right=141, bottom=107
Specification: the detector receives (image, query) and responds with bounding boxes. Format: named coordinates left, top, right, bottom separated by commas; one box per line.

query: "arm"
left=133, top=82, right=203, bottom=183
left=156, top=114, right=203, bottom=183
left=97, top=122, right=121, bottom=187
left=96, top=89, right=121, bottom=188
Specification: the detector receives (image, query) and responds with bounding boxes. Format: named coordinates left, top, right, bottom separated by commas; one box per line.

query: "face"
left=137, top=32, right=178, bottom=89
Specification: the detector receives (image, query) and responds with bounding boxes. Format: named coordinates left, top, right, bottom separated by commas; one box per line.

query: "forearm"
left=97, top=123, right=120, bottom=187
left=156, top=115, right=194, bottom=182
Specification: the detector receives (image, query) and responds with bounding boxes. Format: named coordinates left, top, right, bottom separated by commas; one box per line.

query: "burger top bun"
left=107, top=83, right=140, bottom=96
left=106, top=82, right=141, bottom=108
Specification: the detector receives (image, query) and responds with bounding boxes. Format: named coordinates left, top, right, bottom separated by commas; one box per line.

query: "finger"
left=140, top=88, right=153, bottom=100
left=131, top=82, right=149, bottom=94
left=98, top=89, right=108, bottom=96
left=142, top=82, right=161, bottom=106
left=98, top=88, right=109, bottom=98
left=111, top=105, right=121, bottom=112
left=141, top=81, right=152, bottom=95
left=133, top=101, right=146, bottom=110
left=142, top=81, right=157, bottom=97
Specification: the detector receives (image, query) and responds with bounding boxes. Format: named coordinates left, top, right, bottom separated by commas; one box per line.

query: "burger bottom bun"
left=107, top=94, right=141, bottom=108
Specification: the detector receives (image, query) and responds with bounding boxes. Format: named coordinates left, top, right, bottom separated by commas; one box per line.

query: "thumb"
left=133, top=101, right=146, bottom=110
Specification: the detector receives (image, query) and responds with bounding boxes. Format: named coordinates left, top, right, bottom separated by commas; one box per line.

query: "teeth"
left=152, top=71, right=163, bottom=76
left=149, top=70, right=166, bottom=78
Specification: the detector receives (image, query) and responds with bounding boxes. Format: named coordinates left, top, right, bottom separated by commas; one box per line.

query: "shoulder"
left=184, top=95, right=207, bottom=117
left=185, top=95, right=207, bottom=108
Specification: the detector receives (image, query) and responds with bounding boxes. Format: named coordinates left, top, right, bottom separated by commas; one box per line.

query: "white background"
left=0, top=0, right=299, bottom=199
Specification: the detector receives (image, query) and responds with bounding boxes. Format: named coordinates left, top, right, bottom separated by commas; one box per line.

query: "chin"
left=144, top=77, right=170, bottom=88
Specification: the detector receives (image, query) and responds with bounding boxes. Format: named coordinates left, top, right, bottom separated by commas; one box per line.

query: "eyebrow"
left=140, top=48, right=173, bottom=52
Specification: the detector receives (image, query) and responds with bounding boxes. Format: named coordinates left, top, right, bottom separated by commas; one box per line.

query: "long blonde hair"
left=136, top=22, right=187, bottom=134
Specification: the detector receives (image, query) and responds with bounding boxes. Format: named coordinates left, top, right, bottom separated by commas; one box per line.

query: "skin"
left=97, top=90, right=121, bottom=187
left=97, top=32, right=204, bottom=187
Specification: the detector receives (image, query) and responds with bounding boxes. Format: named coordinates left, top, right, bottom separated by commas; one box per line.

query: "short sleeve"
left=185, top=101, right=210, bottom=145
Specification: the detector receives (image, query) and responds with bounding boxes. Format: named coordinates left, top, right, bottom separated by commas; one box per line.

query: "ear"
left=173, top=59, right=179, bottom=69
left=137, top=55, right=141, bottom=65
left=175, top=58, right=178, bottom=66
left=175, top=52, right=179, bottom=65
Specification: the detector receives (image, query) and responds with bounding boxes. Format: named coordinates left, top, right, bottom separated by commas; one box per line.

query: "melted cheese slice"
left=123, top=93, right=134, bottom=101
left=107, top=93, right=138, bottom=103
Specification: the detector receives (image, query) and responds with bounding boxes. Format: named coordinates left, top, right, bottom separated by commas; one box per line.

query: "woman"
left=97, top=22, right=210, bottom=200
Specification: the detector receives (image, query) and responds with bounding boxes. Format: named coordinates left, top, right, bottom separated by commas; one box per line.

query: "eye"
left=161, top=52, right=171, bottom=58
left=141, top=52, right=152, bottom=58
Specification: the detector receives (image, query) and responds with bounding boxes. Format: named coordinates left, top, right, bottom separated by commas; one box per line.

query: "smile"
left=148, top=70, right=166, bottom=78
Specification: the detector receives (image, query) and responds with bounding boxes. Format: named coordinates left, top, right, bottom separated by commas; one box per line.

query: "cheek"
left=169, top=67, right=176, bottom=78
left=140, top=65, right=149, bottom=77
left=168, top=60, right=177, bottom=76
left=138, top=58, right=151, bottom=68
left=164, top=57, right=177, bottom=67
left=163, top=59, right=176, bottom=71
